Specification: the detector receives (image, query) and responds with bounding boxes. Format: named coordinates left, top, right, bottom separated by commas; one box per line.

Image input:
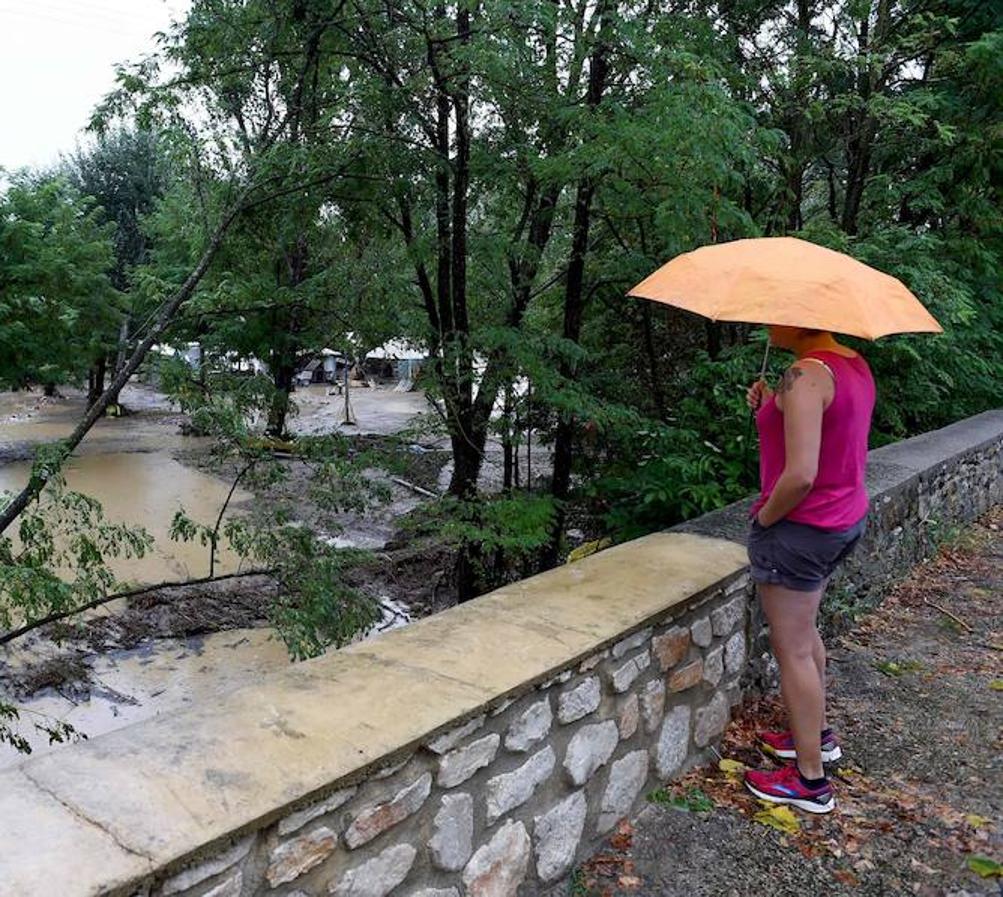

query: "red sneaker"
left=744, top=764, right=836, bottom=814
left=757, top=728, right=842, bottom=763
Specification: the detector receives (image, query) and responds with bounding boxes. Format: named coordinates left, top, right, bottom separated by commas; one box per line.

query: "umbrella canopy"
left=627, top=237, right=942, bottom=340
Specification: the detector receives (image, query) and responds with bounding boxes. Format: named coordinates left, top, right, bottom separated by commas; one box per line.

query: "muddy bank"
left=0, top=384, right=187, bottom=461
left=0, top=564, right=426, bottom=768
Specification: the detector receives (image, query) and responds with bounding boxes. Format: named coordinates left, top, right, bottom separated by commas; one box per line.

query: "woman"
left=741, top=325, right=875, bottom=814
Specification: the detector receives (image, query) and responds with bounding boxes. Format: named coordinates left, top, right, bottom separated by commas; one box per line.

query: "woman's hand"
left=746, top=379, right=773, bottom=411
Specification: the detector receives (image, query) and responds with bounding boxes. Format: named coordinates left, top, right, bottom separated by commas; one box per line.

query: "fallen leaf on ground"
left=966, top=854, right=1002, bottom=878
left=617, top=876, right=642, bottom=889
left=609, top=820, right=633, bottom=852
left=833, top=869, right=859, bottom=887
left=753, top=803, right=801, bottom=834
left=966, top=814, right=993, bottom=829
left=718, top=758, right=748, bottom=782
left=989, top=679, right=1003, bottom=691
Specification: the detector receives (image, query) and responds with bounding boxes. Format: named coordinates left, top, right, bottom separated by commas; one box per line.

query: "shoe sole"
left=760, top=742, right=843, bottom=763
left=744, top=780, right=836, bottom=814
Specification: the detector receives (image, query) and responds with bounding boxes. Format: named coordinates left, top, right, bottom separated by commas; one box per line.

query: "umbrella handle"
left=757, top=342, right=771, bottom=385
left=744, top=341, right=771, bottom=473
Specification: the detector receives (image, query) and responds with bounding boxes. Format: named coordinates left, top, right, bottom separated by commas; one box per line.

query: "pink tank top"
left=751, top=349, right=875, bottom=531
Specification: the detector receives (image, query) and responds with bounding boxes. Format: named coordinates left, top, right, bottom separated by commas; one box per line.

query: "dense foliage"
left=0, top=0, right=999, bottom=668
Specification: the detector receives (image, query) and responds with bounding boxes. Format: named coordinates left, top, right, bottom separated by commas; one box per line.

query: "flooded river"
left=0, top=386, right=249, bottom=584
left=0, top=452, right=249, bottom=583
left=0, top=385, right=420, bottom=770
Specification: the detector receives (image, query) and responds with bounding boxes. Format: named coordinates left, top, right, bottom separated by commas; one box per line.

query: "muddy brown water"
left=0, top=385, right=420, bottom=770
left=0, top=453, right=249, bottom=584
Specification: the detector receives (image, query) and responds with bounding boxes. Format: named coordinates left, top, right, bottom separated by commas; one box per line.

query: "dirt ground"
left=561, top=507, right=1003, bottom=897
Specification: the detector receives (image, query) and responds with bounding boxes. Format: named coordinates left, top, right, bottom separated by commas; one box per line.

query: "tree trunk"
left=705, top=320, right=722, bottom=361
left=87, top=355, right=107, bottom=410
left=782, top=0, right=812, bottom=232
left=541, top=1, right=611, bottom=569
left=266, top=357, right=296, bottom=439
left=502, top=385, right=514, bottom=492
left=841, top=1, right=890, bottom=236
left=543, top=177, right=598, bottom=569
left=107, top=316, right=131, bottom=406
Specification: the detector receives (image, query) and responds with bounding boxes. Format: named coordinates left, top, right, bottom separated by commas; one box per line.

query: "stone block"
left=373, top=755, right=412, bottom=780
left=694, top=693, right=730, bottom=747
left=161, top=834, right=254, bottom=894
left=564, top=720, right=619, bottom=786
left=428, top=793, right=473, bottom=872
left=690, top=617, right=713, bottom=648
left=711, top=594, right=745, bottom=637
left=267, top=826, right=338, bottom=887
left=426, top=716, right=486, bottom=755
left=724, top=632, right=747, bottom=675
left=652, top=628, right=690, bottom=671
left=331, top=844, right=417, bottom=897
left=533, top=790, right=587, bottom=882
left=505, top=698, right=553, bottom=752
left=539, top=670, right=574, bottom=690
left=610, top=652, right=651, bottom=693
left=703, top=645, right=724, bottom=687
left=611, top=627, right=652, bottom=659
left=654, top=706, right=691, bottom=780
left=345, top=773, right=433, bottom=849
left=667, top=659, right=703, bottom=692
left=579, top=651, right=607, bottom=672
left=724, top=574, right=750, bottom=596
left=557, top=676, right=601, bottom=724
left=463, top=820, right=531, bottom=897
left=639, top=679, right=665, bottom=734
left=202, top=871, right=242, bottom=897
left=279, top=787, right=357, bottom=836
left=598, top=750, right=649, bottom=834
left=409, top=891, right=459, bottom=897
left=437, top=735, right=501, bottom=788
left=486, top=746, right=556, bottom=824
left=618, top=693, right=639, bottom=739
left=490, top=697, right=517, bottom=717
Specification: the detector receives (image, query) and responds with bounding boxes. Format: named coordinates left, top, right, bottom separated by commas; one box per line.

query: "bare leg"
left=761, top=582, right=826, bottom=779
left=813, top=629, right=828, bottom=731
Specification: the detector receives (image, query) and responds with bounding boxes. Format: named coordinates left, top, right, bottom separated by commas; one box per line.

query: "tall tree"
left=65, top=127, right=167, bottom=406
left=0, top=174, right=121, bottom=394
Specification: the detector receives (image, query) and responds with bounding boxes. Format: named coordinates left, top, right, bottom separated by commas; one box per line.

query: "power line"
left=0, top=0, right=186, bottom=40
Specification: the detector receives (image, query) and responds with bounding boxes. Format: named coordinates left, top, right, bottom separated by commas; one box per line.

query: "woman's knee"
left=772, top=630, right=816, bottom=665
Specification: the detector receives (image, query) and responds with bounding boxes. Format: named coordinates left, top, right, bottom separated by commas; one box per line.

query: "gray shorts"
left=747, top=516, right=866, bottom=592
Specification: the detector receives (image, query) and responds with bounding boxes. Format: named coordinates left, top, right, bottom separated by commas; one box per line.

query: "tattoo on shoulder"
left=777, top=366, right=804, bottom=395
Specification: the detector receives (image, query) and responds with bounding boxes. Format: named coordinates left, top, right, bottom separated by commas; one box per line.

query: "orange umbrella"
left=627, top=236, right=942, bottom=340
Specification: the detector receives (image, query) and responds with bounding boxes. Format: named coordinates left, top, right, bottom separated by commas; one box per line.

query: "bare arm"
left=756, top=363, right=832, bottom=527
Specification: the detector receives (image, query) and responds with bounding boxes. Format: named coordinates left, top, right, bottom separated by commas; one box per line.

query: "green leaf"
left=966, top=855, right=1002, bottom=879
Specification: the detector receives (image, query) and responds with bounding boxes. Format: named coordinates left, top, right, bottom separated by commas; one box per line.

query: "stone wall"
left=132, top=575, right=747, bottom=897
left=2, top=410, right=1001, bottom=897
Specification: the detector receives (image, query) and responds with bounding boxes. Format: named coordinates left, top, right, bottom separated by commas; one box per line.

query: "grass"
left=568, top=867, right=600, bottom=897
left=648, top=785, right=715, bottom=813
left=873, top=658, right=925, bottom=677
